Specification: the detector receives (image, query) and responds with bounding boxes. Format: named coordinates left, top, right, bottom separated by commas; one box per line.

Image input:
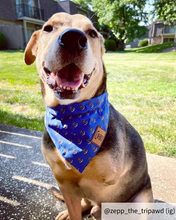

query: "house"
left=151, top=21, right=175, bottom=45
left=0, top=0, right=98, bottom=49
left=125, top=25, right=152, bottom=48
left=126, top=21, right=176, bottom=48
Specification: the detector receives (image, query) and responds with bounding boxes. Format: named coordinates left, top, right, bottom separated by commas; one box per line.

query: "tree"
left=72, top=0, right=92, bottom=10
left=152, top=0, right=176, bottom=47
left=56, top=0, right=149, bottom=50
left=93, top=0, right=149, bottom=50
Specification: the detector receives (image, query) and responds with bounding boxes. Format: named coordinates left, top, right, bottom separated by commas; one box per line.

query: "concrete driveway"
left=0, top=124, right=66, bottom=220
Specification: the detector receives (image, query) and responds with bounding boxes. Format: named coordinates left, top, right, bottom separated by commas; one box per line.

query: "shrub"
left=0, top=32, right=6, bottom=50
left=138, top=39, right=148, bottom=47
left=104, top=39, right=109, bottom=51
left=104, top=39, right=116, bottom=51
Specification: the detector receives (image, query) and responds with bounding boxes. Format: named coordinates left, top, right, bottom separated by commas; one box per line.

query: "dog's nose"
left=58, top=28, right=87, bottom=52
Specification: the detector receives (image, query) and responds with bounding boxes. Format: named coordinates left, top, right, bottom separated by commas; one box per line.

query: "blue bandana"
left=45, top=92, right=109, bottom=173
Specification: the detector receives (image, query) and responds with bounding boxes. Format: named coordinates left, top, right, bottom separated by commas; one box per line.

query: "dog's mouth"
left=44, top=63, right=94, bottom=99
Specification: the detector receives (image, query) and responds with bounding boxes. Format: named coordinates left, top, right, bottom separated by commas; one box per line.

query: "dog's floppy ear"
left=24, top=30, right=41, bottom=65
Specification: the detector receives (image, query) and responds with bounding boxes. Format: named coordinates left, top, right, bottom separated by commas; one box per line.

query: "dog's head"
left=24, top=13, right=105, bottom=106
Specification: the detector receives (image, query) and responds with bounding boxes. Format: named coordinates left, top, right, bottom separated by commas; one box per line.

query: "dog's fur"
left=24, top=13, right=153, bottom=220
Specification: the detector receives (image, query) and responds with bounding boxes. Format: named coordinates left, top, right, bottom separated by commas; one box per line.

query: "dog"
left=24, top=12, right=153, bottom=220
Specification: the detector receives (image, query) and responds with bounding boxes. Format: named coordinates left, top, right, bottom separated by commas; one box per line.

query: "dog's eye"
left=43, top=25, right=53, bottom=33
left=88, top=30, right=98, bottom=38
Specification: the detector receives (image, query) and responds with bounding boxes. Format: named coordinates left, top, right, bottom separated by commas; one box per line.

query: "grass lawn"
left=0, top=50, right=176, bottom=157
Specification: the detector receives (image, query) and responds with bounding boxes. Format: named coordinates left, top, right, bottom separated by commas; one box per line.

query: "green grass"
left=125, top=42, right=174, bottom=53
left=0, top=50, right=176, bottom=157
left=0, top=50, right=45, bottom=131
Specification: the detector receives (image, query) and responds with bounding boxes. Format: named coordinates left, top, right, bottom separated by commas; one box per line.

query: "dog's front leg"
left=56, top=188, right=82, bottom=220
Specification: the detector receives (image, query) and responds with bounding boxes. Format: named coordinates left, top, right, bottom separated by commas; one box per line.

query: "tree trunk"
left=119, top=40, right=125, bottom=51
left=120, top=7, right=126, bottom=51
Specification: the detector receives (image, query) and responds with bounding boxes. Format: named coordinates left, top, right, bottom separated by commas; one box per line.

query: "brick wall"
left=151, top=37, right=162, bottom=45
left=0, top=0, right=17, bottom=21
left=0, top=21, right=16, bottom=26
left=0, top=25, right=24, bottom=49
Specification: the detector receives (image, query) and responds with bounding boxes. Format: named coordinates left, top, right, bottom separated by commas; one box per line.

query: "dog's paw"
left=90, top=205, right=101, bottom=220
left=55, top=210, right=70, bottom=220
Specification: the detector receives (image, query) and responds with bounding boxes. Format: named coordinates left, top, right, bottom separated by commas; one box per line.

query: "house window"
left=164, top=25, right=176, bottom=34
left=16, top=0, right=35, bottom=6
left=16, top=0, right=36, bottom=18
left=164, top=38, right=174, bottom=43
left=169, top=38, right=174, bottom=42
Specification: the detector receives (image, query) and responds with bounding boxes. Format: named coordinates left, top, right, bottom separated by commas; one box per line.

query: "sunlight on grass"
left=104, top=52, right=176, bottom=157
left=0, top=50, right=176, bottom=157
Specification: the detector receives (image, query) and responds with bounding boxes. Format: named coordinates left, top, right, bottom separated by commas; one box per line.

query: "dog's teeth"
left=81, top=82, right=85, bottom=88
left=66, top=87, right=70, bottom=90
left=63, top=86, right=66, bottom=89
left=60, top=84, right=63, bottom=89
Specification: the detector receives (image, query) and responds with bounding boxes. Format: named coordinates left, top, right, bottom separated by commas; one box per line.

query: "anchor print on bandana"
left=45, top=93, right=109, bottom=173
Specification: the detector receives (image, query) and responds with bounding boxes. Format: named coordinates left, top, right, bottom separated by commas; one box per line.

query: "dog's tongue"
left=56, top=63, right=83, bottom=88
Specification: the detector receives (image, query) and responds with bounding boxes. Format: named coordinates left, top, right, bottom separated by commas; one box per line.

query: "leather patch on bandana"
left=91, top=126, right=107, bottom=148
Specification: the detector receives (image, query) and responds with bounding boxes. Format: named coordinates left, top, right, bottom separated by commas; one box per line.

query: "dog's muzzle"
left=43, top=28, right=94, bottom=100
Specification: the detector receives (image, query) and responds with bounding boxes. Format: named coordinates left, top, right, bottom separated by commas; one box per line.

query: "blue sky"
left=139, top=0, right=155, bottom=25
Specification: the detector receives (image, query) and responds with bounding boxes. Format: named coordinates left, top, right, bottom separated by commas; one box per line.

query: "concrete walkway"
left=0, top=124, right=175, bottom=220
left=147, top=153, right=176, bottom=203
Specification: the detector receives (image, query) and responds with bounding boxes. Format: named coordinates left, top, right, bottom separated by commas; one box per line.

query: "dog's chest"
left=52, top=149, right=119, bottom=200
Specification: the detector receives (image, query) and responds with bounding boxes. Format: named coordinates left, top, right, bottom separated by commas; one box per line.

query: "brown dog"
left=24, top=12, right=153, bottom=220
